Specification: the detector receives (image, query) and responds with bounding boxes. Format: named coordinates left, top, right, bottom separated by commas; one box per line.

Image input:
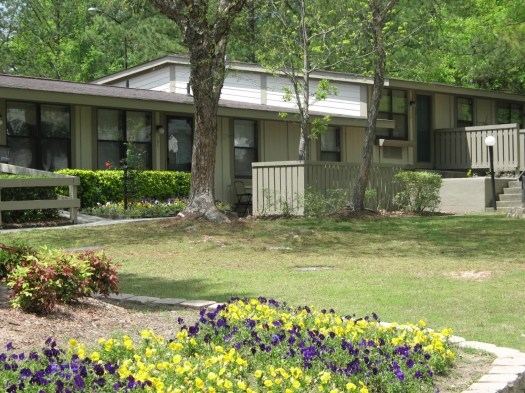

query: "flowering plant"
left=1, top=298, right=456, bottom=392
left=85, top=198, right=186, bottom=219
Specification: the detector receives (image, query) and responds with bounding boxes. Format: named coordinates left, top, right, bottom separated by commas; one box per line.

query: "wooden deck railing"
left=0, top=164, right=80, bottom=226
left=252, top=161, right=403, bottom=216
left=434, top=123, right=523, bottom=173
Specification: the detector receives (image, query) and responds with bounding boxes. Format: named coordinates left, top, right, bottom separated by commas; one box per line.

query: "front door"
left=416, top=95, right=432, bottom=163
left=166, top=116, right=193, bottom=171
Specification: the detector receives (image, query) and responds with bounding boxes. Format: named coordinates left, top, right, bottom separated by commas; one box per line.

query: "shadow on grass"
left=116, top=272, right=253, bottom=304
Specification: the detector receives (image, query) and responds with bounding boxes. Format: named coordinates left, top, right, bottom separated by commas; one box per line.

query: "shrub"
left=304, top=187, right=349, bottom=217
left=5, top=246, right=119, bottom=313
left=0, top=242, right=35, bottom=281
left=76, top=250, right=120, bottom=297
left=393, top=171, right=442, bottom=213
left=56, top=169, right=191, bottom=209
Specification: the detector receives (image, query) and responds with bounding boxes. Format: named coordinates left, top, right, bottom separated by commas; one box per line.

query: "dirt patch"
left=447, top=270, right=494, bottom=281
left=0, top=286, right=200, bottom=353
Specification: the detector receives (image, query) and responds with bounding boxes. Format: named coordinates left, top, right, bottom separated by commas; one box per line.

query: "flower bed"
left=1, top=297, right=455, bottom=392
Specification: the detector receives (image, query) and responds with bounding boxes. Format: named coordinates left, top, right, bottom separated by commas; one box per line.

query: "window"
left=97, top=109, right=152, bottom=169
left=6, top=101, right=71, bottom=170
left=377, top=89, right=408, bottom=140
left=167, top=117, right=193, bottom=172
left=457, top=97, right=473, bottom=127
left=496, top=102, right=523, bottom=128
left=320, top=126, right=340, bottom=161
left=234, top=119, right=257, bottom=178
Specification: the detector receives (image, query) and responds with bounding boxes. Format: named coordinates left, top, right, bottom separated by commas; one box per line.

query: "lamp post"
left=88, top=7, right=129, bottom=87
left=485, top=135, right=497, bottom=211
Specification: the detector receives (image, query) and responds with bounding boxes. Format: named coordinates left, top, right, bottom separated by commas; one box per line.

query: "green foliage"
left=393, top=171, right=442, bottom=213
left=0, top=174, right=60, bottom=223
left=0, top=0, right=186, bottom=81
left=76, top=250, right=120, bottom=297
left=5, top=245, right=119, bottom=313
left=0, top=242, right=35, bottom=280
left=56, top=169, right=191, bottom=209
left=86, top=199, right=186, bottom=218
left=304, top=187, right=349, bottom=217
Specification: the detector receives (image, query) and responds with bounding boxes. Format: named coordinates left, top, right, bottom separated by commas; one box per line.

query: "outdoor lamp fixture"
left=156, top=125, right=165, bottom=135
left=485, top=135, right=497, bottom=211
left=88, top=6, right=129, bottom=87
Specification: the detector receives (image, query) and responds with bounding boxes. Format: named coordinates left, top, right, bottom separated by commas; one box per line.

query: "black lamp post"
left=485, top=135, right=497, bottom=211
left=88, top=7, right=129, bottom=88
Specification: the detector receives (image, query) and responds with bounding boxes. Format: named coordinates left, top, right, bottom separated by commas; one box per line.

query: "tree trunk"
left=150, top=0, right=247, bottom=223
left=183, top=37, right=230, bottom=223
left=352, top=0, right=398, bottom=211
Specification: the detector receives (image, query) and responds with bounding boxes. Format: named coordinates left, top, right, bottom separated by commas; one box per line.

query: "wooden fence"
left=252, top=161, right=403, bottom=216
left=0, top=164, right=80, bottom=226
left=434, top=123, right=524, bottom=173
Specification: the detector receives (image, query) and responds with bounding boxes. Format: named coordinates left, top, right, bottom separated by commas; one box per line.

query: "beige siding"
left=310, top=81, right=361, bottom=117
left=287, top=123, right=301, bottom=160
left=173, top=65, right=191, bottom=95
left=261, top=121, right=290, bottom=162
left=75, top=106, right=93, bottom=169
left=214, top=117, right=232, bottom=203
left=434, top=94, right=455, bottom=128
left=221, top=71, right=262, bottom=105
left=344, top=127, right=365, bottom=164
left=266, top=76, right=296, bottom=110
left=129, top=68, right=170, bottom=91
left=476, top=99, right=494, bottom=125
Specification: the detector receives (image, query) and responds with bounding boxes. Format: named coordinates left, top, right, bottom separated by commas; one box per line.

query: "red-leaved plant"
left=5, top=245, right=119, bottom=313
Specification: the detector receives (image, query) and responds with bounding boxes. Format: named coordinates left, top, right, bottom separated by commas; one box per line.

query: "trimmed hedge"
left=56, top=169, right=191, bottom=209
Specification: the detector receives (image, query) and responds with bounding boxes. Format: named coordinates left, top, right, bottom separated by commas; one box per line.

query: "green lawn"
left=3, top=214, right=525, bottom=351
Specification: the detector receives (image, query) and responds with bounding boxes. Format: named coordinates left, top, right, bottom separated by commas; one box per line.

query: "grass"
left=2, top=213, right=525, bottom=352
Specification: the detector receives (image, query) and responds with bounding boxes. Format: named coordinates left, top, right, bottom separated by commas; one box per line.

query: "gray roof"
left=0, top=73, right=194, bottom=104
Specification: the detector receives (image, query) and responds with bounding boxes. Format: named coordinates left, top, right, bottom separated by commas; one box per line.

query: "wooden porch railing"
left=434, top=123, right=523, bottom=173
left=252, top=161, right=403, bottom=216
left=0, top=164, right=80, bottom=226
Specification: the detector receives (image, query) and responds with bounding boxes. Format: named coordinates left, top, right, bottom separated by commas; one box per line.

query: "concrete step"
left=485, top=206, right=514, bottom=213
left=496, top=200, right=525, bottom=208
left=507, top=180, right=521, bottom=188
left=499, top=193, right=522, bottom=202
left=502, top=187, right=522, bottom=195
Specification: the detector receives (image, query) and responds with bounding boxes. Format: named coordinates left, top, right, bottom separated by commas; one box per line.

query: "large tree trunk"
left=150, top=0, right=247, bottom=223
left=183, top=34, right=229, bottom=222
left=352, top=0, right=398, bottom=211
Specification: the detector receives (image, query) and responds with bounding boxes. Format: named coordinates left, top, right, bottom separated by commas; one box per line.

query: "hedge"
left=56, top=169, right=191, bottom=209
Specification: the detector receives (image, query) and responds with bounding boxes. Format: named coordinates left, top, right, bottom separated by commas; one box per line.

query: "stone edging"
left=103, top=293, right=525, bottom=393
left=448, top=335, right=525, bottom=393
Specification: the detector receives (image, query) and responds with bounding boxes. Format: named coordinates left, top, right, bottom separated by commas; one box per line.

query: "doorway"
left=416, top=95, right=432, bottom=163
